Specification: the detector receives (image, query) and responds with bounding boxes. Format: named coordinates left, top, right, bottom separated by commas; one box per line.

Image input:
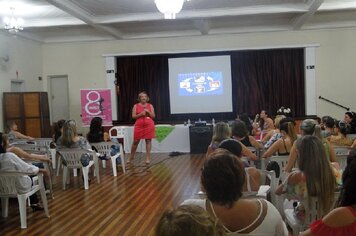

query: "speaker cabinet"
left=189, top=125, right=213, bottom=154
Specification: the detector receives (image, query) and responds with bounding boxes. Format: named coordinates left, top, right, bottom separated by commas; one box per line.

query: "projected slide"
left=178, top=72, right=223, bottom=96
left=169, top=55, right=233, bottom=114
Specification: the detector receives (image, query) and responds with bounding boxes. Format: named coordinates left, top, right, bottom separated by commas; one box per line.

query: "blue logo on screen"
left=178, top=72, right=223, bottom=96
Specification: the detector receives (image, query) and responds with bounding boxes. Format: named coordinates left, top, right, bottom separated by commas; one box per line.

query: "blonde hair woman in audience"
left=206, top=122, right=231, bottom=157
left=56, top=120, right=91, bottom=149
left=328, top=120, right=353, bottom=147
left=262, top=119, right=297, bottom=158
left=155, top=205, right=225, bottom=236
left=276, top=136, right=339, bottom=221
left=284, top=119, right=336, bottom=172
left=301, top=151, right=356, bottom=236
left=6, top=121, right=34, bottom=141
left=182, top=149, right=287, bottom=236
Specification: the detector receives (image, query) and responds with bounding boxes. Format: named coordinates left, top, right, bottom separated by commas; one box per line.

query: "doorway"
left=48, top=75, right=69, bottom=123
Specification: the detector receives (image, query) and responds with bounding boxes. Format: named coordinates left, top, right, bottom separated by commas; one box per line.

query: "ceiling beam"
left=46, top=0, right=123, bottom=39
left=292, top=0, right=324, bottom=30
left=96, top=4, right=308, bottom=24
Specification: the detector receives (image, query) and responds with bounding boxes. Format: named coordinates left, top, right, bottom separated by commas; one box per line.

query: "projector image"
left=194, top=120, right=207, bottom=126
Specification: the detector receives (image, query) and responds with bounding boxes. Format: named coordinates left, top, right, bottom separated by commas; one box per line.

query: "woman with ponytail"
left=285, top=119, right=337, bottom=172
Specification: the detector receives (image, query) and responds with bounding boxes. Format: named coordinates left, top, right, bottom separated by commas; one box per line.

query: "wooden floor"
left=0, top=153, right=206, bottom=236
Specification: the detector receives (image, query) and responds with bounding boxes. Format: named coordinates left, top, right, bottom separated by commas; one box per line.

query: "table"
left=123, top=125, right=190, bottom=153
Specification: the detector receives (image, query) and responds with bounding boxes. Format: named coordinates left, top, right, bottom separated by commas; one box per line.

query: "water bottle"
left=212, top=118, right=215, bottom=125
left=187, top=119, right=191, bottom=125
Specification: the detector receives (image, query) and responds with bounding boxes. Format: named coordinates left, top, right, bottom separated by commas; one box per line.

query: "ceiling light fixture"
left=3, top=7, right=24, bottom=33
left=155, top=0, right=189, bottom=19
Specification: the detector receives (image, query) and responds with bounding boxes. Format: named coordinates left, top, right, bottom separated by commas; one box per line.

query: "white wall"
left=0, top=32, right=43, bottom=131
left=42, top=28, right=356, bottom=130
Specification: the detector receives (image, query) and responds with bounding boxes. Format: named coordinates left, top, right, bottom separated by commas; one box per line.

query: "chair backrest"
left=334, top=146, right=350, bottom=155
left=12, top=143, right=50, bottom=154
left=109, top=126, right=127, bottom=139
left=0, top=172, right=33, bottom=196
left=57, top=148, right=92, bottom=168
left=9, top=139, right=37, bottom=145
left=337, top=154, right=348, bottom=170
left=269, top=155, right=289, bottom=172
left=91, top=142, right=121, bottom=156
left=34, top=138, right=53, bottom=148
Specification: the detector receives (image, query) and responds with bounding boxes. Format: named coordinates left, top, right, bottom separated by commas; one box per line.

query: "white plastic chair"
left=57, top=148, right=100, bottom=190
left=109, top=126, right=127, bottom=140
left=91, top=142, right=125, bottom=176
left=0, top=171, right=50, bottom=229
left=242, top=169, right=277, bottom=204
left=284, top=192, right=339, bottom=236
left=333, top=147, right=350, bottom=170
left=9, top=143, right=54, bottom=199
left=267, top=155, right=289, bottom=182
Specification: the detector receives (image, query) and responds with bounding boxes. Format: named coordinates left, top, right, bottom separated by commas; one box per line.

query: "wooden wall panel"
left=4, top=93, right=21, bottom=118
left=3, top=92, right=51, bottom=138
left=25, top=119, right=41, bottom=138
left=23, top=93, right=40, bottom=117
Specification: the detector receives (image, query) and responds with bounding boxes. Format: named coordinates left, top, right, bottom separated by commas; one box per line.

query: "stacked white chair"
left=91, top=142, right=125, bottom=176
left=0, top=171, right=50, bottom=229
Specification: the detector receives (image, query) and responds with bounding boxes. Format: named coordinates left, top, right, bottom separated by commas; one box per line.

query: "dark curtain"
left=116, top=48, right=305, bottom=123
left=232, top=49, right=305, bottom=117
left=116, top=55, right=170, bottom=123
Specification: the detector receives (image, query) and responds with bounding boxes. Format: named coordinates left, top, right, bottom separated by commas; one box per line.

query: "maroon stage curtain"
left=116, top=48, right=304, bottom=122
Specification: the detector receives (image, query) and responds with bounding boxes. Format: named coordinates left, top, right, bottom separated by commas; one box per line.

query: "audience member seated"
left=56, top=120, right=91, bottom=149
left=320, top=116, right=335, bottom=138
left=258, top=110, right=274, bottom=136
left=218, top=139, right=261, bottom=195
left=87, top=117, right=120, bottom=163
left=284, top=119, right=337, bottom=172
left=56, top=120, right=96, bottom=179
left=237, top=113, right=255, bottom=136
left=262, top=119, right=297, bottom=158
left=344, top=111, right=356, bottom=134
left=182, top=149, right=287, bottom=236
left=206, top=122, right=231, bottom=157
left=262, top=115, right=285, bottom=147
left=301, top=151, right=356, bottom=236
left=6, top=121, right=34, bottom=141
left=53, top=119, right=66, bottom=145
left=0, top=133, right=48, bottom=211
left=276, top=135, right=341, bottom=221
left=328, top=120, right=353, bottom=147
left=231, top=120, right=263, bottom=150
left=155, top=205, right=225, bottom=236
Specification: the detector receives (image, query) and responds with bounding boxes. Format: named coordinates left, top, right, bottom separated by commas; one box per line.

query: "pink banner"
left=80, top=89, right=112, bottom=127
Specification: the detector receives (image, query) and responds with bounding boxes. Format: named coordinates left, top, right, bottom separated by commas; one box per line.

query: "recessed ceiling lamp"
left=155, top=0, right=189, bottom=19
left=3, top=7, right=24, bottom=33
